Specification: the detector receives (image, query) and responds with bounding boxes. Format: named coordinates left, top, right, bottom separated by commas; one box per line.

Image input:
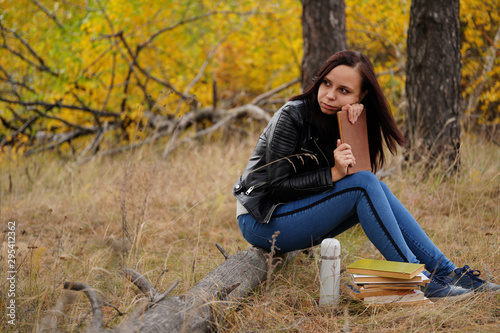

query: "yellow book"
left=347, top=259, right=425, bottom=279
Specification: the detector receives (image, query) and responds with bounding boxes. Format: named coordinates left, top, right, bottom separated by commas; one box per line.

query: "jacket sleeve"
left=266, top=108, right=333, bottom=203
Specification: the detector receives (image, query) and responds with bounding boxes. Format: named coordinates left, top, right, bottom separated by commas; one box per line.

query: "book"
left=346, top=259, right=425, bottom=279
left=377, top=297, right=432, bottom=306
left=352, top=272, right=429, bottom=284
left=368, top=297, right=433, bottom=307
left=345, top=283, right=432, bottom=306
left=346, top=283, right=415, bottom=299
left=337, top=109, right=371, bottom=174
left=361, top=283, right=424, bottom=290
left=345, top=259, right=431, bottom=307
left=368, top=297, right=432, bottom=306
left=364, top=290, right=428, bottom=305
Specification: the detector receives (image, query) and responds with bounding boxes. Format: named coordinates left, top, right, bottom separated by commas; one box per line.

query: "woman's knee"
left=378, top=180, right=391, bottom=192
left=349, top=170, right=380, bottom=188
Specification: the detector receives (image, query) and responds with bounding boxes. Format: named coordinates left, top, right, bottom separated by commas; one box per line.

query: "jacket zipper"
left=313, top=137, right=329, bottom=165
left=245, top=182, right=266, bottom=195
left=264, top=203, right=282, bottom=224
left=300, top=147, right=315, bottom=154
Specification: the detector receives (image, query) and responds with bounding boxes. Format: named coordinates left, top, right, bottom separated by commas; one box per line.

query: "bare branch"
left=162, top=104, right=270, bottom=158
left=122, top=268, right=158, bottom=300
left=466, top=25, right=500, bottom=113
left=250, top=78, right=301, bottom=105
left=0, top=64, right=37, bottom=94
left=0, top=97, right=120, bottom=118
left=101, top=41, right=118, bottom=114
left=172, top=28, right=237, bottom=115
left=0, top=114, right=38, bottom=146
left=25, top=128, right=93, bottom=156
left=464, top=114, right=500, bottom=147
left=137, top=10, right=254, bottom=51
left=28, top=106, right=93, bottom=132
left=63, top=281, right=103, bottom=330
left=183, top=32, right=231, bottom=97
left=25, top=121, right=117, bottom=157
left=216, top=243, right=230, bottom=260
left=161, top=280, right=180, bottom=299
left=29, top=0, right=65, bottom=30
left=77, top=127, right=105, bottom=161
left=0, top=21, right=59, bottom=77
left=79, top=43, right=115, bottom=78
left=148, top=280, right=180, bottom=307
left=114, top=10, right=258, bottom=104
left=116, top=32, right=190, bottom=101
left=217, top=283, right=241, bottom=300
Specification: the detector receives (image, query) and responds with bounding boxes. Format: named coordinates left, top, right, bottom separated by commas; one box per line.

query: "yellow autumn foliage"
left=0, top=0, right=498, bottom=150
left=460, top=0, right=500, bottom=123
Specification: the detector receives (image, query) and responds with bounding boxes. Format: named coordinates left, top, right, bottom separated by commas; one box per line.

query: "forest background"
left=0, top=0, right=499, bottom=152
left=0, top=0, right=499, bottom=332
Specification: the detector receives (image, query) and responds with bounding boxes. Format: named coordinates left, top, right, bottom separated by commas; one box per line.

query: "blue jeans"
left=238, top=171, right=456, bottom=276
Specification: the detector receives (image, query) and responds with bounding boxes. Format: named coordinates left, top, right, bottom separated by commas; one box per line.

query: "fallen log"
left=65, top=240, right=298, bottom=332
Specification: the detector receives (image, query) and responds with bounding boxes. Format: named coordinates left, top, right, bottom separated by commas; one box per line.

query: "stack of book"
left=345, top=258, right=432, bottom=306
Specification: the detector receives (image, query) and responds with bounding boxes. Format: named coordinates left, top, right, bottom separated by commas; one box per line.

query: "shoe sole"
left=469, top=286, right=500, bottom=293
left=428, top=291, right=474, bottom=302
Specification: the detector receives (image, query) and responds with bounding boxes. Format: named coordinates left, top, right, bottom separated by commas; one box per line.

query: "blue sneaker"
left=449, top=265, right=500, bottom=292
left=423, top=275, right=473, bottom=301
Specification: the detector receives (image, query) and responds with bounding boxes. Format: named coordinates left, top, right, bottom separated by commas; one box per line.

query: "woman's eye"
left=340, top=88, right=349, bottom=93
left=323, top=80, right=330, bottom=86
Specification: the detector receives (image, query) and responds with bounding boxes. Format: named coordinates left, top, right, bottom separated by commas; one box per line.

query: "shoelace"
left=432, top=275, right=452, bottom=286
left=454, top=265, right=483, bottom=282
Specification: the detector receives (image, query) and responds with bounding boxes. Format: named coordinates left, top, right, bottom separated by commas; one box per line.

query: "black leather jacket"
left=233, top=99, right=334, bottom=223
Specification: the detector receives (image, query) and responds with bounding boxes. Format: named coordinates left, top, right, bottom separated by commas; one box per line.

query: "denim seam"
left=240, top=220, right=270, bottom=242
left=399, top=225, right=434, bottom=262
left=399, top=225, right=454, bottom=275
left=273, top=187, right=409, bottom=262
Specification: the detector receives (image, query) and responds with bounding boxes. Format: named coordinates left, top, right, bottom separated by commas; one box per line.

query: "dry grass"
left=0, top=130, right=499, bottom=332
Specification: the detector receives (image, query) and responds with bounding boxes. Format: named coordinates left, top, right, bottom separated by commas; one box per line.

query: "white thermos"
left=319, top=238, right=341, bottom=306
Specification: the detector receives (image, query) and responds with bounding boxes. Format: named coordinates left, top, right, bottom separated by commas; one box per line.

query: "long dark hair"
left=290, top=50, right=406, bottom=172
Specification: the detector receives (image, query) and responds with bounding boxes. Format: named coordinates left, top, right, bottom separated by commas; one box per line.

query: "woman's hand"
left=342, top=103, right=364, bottom=124
left=331, top=139, right=356, bottom=181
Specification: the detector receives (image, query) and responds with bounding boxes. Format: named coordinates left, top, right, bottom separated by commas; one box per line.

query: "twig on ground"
left=63, top=281, right=103, bottom=330
left=122, top=268, right=159, bottom=300
left=216, top=242, right=230, bottom=260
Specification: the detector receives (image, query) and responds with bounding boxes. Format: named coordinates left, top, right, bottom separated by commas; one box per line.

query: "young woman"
left=233, top=50, right=499, bottom=300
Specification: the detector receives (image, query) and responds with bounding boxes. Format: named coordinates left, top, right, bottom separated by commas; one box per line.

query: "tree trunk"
left=405, top=0, right=461, bottom=167
left=301, top=0, right=347, bottom=91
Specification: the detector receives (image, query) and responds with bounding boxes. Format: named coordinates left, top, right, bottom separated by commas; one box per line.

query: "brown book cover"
left=337, top=109, right=371, bottom=174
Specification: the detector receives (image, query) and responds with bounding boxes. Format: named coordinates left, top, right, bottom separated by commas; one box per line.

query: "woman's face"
left=317, top=65, right=365, bottom=115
